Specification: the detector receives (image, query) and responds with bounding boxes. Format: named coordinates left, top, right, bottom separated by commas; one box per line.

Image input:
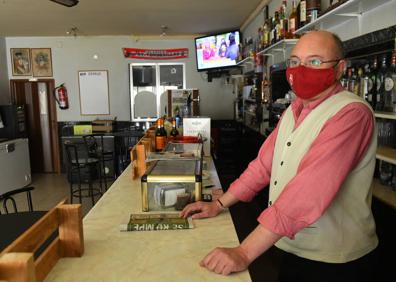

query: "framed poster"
left=31, top=48, right=53, bottom=77
left=10, top=48, right=31, bottom=76
left=78, top=70, right=110, bottom=115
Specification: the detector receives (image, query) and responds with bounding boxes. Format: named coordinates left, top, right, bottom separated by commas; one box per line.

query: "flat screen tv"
left=195, top=30, right=241, bottom=72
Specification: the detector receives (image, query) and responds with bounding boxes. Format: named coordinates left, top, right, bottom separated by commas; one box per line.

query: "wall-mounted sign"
left=122, top=48, right=188, bottom=60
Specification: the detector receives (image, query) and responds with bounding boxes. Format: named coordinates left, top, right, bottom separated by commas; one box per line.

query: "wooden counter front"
left=45, top=157, right=250, bottom=282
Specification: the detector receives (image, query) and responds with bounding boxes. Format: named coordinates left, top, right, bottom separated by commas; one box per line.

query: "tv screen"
left=195, top=30, right=241, bottom=72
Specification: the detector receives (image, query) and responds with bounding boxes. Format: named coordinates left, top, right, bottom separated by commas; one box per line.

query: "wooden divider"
left=131, top=126, right=156, bottom=179
left=0, top=199, right=84, bottom=282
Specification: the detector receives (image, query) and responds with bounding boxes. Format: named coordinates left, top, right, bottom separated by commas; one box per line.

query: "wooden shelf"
left=373, top=178, right=396, bottom=209
left=375, top=111, right=396, bottom=120
left=376, top=146, right=396, bottom=165
left=295, top=0, right=392, bottom=35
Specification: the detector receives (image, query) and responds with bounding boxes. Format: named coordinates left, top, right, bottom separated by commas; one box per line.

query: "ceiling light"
left=50, top=0, right=79, bottom=7
left=66, top=27, right=79, bottom=37
left=160, top=25, right=168, bottom=37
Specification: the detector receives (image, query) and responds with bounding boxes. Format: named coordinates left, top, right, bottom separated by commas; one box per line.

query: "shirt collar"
left=291, top=83, right=344, bottom=120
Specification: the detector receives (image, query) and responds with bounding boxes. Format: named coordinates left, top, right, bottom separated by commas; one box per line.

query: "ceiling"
left=0, top=0, right=263, bottom=37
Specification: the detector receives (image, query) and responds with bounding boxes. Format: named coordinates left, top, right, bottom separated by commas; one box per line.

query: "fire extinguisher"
left=54, top=83, right=69, bottom=109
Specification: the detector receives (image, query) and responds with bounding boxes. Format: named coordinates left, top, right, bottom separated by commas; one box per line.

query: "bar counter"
left=45, top=157, right=250, bottom=281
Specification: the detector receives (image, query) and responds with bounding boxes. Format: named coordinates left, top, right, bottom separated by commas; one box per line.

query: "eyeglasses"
left=286, top=57, right=342, bottom=68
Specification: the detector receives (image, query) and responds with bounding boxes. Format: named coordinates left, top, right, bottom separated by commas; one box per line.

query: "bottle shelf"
left=237, top=56, right=254, bottom=66
left=244, top=111, right=256, bottom=117
left=376, top=146, right=396, bottom=165
left=244, top=98, right=256, bottom=103
left=372, top=178, right=396, bottom=209
left=295, top=0, right=392, bottom=35
left=375, top=111, right=396, bottom=120
left=257, top=39, right=299, bottom=55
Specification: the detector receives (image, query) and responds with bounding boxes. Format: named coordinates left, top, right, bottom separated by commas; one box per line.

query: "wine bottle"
left=155, top=118, right=167, bottom=152
left=376, top=55, right=388, bottom=111
left=170, top=119, right=179, bottom=137
left=384, top=52, right=396, bottom=112
left=369, top=57, right=378, bottom=110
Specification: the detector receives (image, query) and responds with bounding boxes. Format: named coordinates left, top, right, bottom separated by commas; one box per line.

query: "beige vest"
left=271, top=91, right=378, bottom=263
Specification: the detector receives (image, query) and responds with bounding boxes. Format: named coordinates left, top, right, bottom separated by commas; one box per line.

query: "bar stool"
left=64, top=142, right=103, bottom=206
left=83, top=134, right=116, bottom=190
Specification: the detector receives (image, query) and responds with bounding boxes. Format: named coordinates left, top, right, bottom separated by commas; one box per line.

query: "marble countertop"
left=45, top=157, right=251, bottom=282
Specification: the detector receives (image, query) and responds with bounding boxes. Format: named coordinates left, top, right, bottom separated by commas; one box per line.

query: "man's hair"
left=303, top=30, right=345, bottom=59
left=331, top=33, right=345, bottom=59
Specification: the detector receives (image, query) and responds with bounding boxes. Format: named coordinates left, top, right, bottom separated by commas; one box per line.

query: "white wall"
left=5, top=36, right=234, bottom=121
left=0, top=37, right=10, bottom=104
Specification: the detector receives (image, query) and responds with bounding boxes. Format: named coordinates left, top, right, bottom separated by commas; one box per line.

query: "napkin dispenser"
left=141, top=159, right=202, bottom=212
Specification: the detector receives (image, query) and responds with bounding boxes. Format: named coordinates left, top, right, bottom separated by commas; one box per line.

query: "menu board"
left=78, top=70, right=110, bottom=115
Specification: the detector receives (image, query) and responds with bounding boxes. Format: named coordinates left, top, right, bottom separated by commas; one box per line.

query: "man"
left=225, top=32, right=239, bottom=61
left=181, top=30, right=378, bottom=282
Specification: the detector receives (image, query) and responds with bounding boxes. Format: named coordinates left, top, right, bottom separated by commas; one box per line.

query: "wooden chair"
left=0, top=186, right=34, bottom=214
left=0, top=199, right=84, bottom=282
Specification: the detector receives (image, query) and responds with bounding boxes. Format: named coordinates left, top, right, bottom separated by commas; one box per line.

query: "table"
left=0, top=211, right=47, bottom=253
left=45, top=157, right=250, bottom=281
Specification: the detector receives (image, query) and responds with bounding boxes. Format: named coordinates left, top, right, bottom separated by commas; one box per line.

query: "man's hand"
left=180, top=201, right=222, bottom=219
left=199, top=246, right=250, bottom=275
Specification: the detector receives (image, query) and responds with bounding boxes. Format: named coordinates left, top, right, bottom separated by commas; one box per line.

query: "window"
left=130, top=63, right=185, bottom=121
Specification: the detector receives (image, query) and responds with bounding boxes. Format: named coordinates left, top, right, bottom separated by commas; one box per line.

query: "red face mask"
left=286, top=65, right=336, bottom=100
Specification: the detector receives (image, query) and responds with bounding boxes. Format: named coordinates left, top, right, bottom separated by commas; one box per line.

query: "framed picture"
left=10, top=48, right=32, bottom=76
left=31, top=48, right=53, bottom=77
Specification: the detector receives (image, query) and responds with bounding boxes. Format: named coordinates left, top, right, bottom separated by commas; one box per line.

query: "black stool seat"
left=83, top=134, right=116, bottom=190
left=64, top=143, right=103, bottom=206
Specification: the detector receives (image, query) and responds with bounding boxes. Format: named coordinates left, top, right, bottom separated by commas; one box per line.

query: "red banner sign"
left=122, top=48, right=189, bottom=60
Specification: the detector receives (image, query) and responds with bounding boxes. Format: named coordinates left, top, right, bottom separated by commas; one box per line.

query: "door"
left=10, top=79, right=60, bottom=173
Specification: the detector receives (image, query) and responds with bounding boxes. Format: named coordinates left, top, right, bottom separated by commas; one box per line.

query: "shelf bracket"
left=335, top=12, right=362, bottom=34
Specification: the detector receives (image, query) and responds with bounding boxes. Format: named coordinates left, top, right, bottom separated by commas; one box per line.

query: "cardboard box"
left=92, top=119, right=114, bottom=133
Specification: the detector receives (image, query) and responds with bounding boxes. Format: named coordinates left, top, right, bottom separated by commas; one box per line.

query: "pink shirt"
left=228, top=84, right=374, bottom=239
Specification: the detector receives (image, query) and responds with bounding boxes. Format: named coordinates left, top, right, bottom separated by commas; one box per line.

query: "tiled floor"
left=6, top=173, right=110, bottom=216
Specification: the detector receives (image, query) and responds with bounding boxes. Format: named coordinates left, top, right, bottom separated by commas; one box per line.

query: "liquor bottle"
left=170, top=119, right=179, bottom=137
left=368, top=57, right=378, bottom=110
left=361, top=64, right=371, bottom=104
left=299, top=0, right=307, bottom=28
left=262, top=19, right=270, bottom=48
left=340, top=67, right=348, bottom=89
left=376, top=55, right=388, bottom=111
left=280, top=0, right=288, bottom=39
left=155, top=118, right=167, bottom=152
left=288, top=0, right=298, bottom=38
left=274, top=11, right=280, bottom=43
left=384, top=52, right=396, bottom=112
left=356, top=67, right=363, bottom=97
left=346, top=68, right=354, bottom=93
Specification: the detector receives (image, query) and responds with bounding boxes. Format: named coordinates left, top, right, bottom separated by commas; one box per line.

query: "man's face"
left=290, top=31, right=345, bottom=80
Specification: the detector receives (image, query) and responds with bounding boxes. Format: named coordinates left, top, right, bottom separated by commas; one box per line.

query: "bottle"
left=262, top=19, right=270, bottom=48
left=361, top=64, right=371, bottom=104
left=369, top=57, right=378, bottom=110
left=355, top=67, right=363, bottom=96
left=384, top=52, right=396, bottom=112
left=376, top=55, right=388, bottom=111
left=340, top=67, right=348, bottom=89
left=288, top=0, right=298, bottom=38
left=170, top=119, right=179, bottom=137
left=155, top=118, right=167, bottom=152
left=299, top=0, right=307, bottom=28
left=346, top=68, right=354, bottom=93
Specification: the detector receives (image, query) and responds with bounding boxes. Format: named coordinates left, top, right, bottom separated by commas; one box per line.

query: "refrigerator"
left=0, top=138, right=31, bottom=194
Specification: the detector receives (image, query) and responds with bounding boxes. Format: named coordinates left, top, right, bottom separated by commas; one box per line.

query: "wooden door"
left=10, top=79, right=60, bottom=173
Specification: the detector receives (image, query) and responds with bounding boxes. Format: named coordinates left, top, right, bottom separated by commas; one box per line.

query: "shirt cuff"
left=257, top=205, right=309, bottom=240
left=228, top=179, right=257, bottom=202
